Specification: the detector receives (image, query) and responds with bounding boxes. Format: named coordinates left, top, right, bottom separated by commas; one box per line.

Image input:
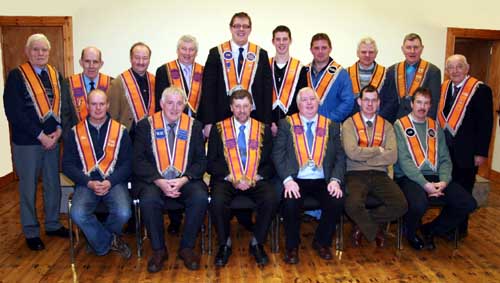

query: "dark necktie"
left=306, top=121, right=314, bottom=152
left=39, top=70, right=51, bottom=89
left=366, top=120, right=373, bottom=128
left=167, top=123, right=176, bottom=153
left=452, top=86, right=460, bottom=98
left=238, top=47, right=244, bottom=75
left=89, top=81, right=95, bottom=91
left=238, top=125, right=247, bottom=168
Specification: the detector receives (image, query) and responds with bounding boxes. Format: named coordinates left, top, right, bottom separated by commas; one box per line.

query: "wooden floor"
left=0, top=180, right=499, bottom=283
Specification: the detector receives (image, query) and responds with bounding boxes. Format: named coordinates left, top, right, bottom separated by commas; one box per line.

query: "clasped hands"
left=283, top=179, right=343, bottom=199
left=423, top=181, right=447, bottom=197
left=155, top=177, right=189, bottom=198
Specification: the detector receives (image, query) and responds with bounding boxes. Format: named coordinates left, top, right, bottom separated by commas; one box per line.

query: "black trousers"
left=140, top=180, right=208, bottom=250
left=452, top=165, right=478, bottom=234
left=397, top=176, right=476, bottom=238
left=209, top=180, right=279, bottom=246
left=282, top=179, right=344, bottom=249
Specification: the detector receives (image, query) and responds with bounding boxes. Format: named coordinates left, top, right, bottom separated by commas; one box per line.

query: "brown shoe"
left=352, top=225, right=363, bottom=247
left=312, top=241, right=333, bottom=260
left=178, top=248, right=200, bottom=270
left=283, top=248, right=299, bottom=264
left=147, top=248, right=168, bottom=273
left=375, top=228, right=385, bottom=248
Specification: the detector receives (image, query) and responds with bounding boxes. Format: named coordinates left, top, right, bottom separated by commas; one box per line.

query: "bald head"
left=79, top=46, right=104, bottom=80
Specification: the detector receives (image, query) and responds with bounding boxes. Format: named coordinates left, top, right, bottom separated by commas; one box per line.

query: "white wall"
left=1, top=0, right=500, bottom=176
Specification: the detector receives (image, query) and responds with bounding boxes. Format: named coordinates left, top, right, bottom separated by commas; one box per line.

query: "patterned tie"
left=238, top=47, right=244, bottom=75
left=89, top=81, right=95, bottom=91
left=306, top=121, right=314, bottom=152
left=238, top=125, right=247, bottom=168
left=366, top=120, right=373, bottom=128
left=167, top=123, right=176, bottom=153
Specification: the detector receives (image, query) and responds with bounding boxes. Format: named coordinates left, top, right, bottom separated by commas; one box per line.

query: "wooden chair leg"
left=68, top=198, right=75, bottom=265
left=397, top=217, right=403, bottom=250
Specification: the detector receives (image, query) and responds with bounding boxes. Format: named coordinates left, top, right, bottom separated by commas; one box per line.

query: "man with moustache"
left=347, top=37, right=386, bottom=115
left=198, top=12, right=273, bottom=138
left=3, top=33, right=70, bottom=251
left=380, top=33, right=441, bottom=122
left=63, top=90, right=132, bottom=259
left=300, top=33, right=354, bottom=123
left=394, top=88, right=476, bottom=250
left=438, top=54, right=493, bottom=237
left=61, top=46, right=112, bottom=138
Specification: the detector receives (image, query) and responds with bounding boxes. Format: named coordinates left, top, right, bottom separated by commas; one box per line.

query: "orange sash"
left=269, top=57, right=302, bottom=113
left=18, top=62, right=61, bottom=122
left=398, top=116, right=437, bottom=170
left=307, top=60, right=342, bottom=104
left=347, top=62, right=386, bottom=95
left=69, top=73, right=112, bottom=122
left=149, top=112, right=193, bottom=177
left=219, top=118, right=263, bottom=186
left=351, top=113, right=385, bottom=147
left=218, top=41, right=260, bottom=94
left=288, top=113, right=330, bottom=169
left=396, top=60, right=429, bottom=98
left=438, top=77, right=481, bottom=136
left=165, top=60, right=204, bottom=113
left=120, top=69, right=156, bottom=122
left=74, top=119, right=124, bottom=178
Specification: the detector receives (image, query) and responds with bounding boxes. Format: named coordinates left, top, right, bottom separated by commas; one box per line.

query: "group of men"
left=3, top=10, right=494, bottom=274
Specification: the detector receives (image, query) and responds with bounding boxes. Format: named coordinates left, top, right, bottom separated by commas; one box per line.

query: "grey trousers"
left=13, top=143, right=63, bottom=238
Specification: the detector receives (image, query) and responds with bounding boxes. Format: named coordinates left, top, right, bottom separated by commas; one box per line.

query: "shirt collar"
left=452, top=75, right=470, bottom=89
left=230, top=40, right=249, bottom=52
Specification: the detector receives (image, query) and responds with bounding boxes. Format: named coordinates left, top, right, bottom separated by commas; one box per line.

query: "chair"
left=425, top=197, right=460, bottom=250
left=68, top=182, right=141, bottom=265
left=207, top=194, right=279, bottom=255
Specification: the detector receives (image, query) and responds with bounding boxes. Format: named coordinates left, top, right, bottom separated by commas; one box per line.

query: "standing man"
left=273, top=87, right=345, bottom=264
left=347, top=37, right=386, bottom=115
left=343, top=85, right=407, bottom=248
left=3, top=33, right=70, bottom=251
left=63, top=89, right=132, bottom=259
left=269, top=25, right=304, bottom=136
left=302, top=33, right=354, bottom=123
left=438, top=54, right=493, bottom=237
left=394, top=88, right=476, bottom=250
left=154, top=35, right=203, bottom=235
left=61, top=46, right=112, bottom=137
left=208, top=90, right=278, bottom=267
left=155, top=35, right=203, bottom=118
left=108, top=42, right=155, bottom=140
left=198, top=12, right=273, bottom=138
left=134, top=86, right=208, bottom=272
left=380, top=33, right=441, bottom=122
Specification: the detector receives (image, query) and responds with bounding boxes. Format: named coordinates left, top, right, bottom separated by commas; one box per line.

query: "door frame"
left=446, top=27, right=500, bottom=180
left=0, top=16, right=74, bottom=78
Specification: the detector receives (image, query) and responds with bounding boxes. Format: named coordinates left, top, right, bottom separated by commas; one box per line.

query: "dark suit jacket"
left=154, top=63, right=195, bottom=117
left=207, top=118, right=275, bottom=185
left=443, top=82, right=493, bottom=168
left=197, top=45, right=273, bottom=125
left=272, top=116, right=346, bottom=185
left=133, top=115, right=207, bottom=195
left=380, top=60, right=441, bottom=123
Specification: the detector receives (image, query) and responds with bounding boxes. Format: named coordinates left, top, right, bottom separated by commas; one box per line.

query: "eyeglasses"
left=360, top=98, right=379, bottom=104
left=231, top=24, right=251, bottom=30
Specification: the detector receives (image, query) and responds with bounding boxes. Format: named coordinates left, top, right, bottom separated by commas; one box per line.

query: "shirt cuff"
left=329, top=177, right=341, bottom=185
left=283, top=176, right=293, bottom=185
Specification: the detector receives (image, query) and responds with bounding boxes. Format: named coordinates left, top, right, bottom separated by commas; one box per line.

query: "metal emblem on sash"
left=405, top=128, right=415, bottom=137
left=247, top=52, right=256, bottom=61
left=428, top=128, right=435, bottom=138
left=223, top=51, right=232, bottom=59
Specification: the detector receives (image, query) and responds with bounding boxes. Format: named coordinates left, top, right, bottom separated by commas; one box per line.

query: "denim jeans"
left=70, top=183, right=131, bottom=255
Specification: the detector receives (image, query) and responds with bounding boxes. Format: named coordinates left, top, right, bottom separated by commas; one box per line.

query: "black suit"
left=133, top=115, right=208, bottom=250
left=272, top=116, right=346, bottom=249
left=207, top=119, right=278, bottom=246
left=198, top=45, right=273, bottom=125
left=380, top=61, right=441, bottom=123
left=441, top=80, right=493, bottom=233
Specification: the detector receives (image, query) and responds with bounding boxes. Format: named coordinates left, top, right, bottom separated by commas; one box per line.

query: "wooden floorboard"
left=0, top=180, right=499, bottom=282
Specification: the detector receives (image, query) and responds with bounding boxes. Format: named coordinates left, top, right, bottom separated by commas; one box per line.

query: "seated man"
left=134, top=86, right=208, bottom=272
left=343, top=85, right=407, bottom=248
left=394, top=87, right=476, bottom=250
left=272, top=87, right=345, bottom=264
left=208, top=89, right=278, bottom=267
left=63, top=89, right=132, bottom=259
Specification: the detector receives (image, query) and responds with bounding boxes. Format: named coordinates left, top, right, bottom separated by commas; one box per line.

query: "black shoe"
left=110, top=234, right=132, bottom=259
left=178, top=248, right=200, bottom=270
left=26, top=237, right=45, bottom=251
left=147, top=248, right=168, bottom=273
left=407, top=235, right=425, bottom=250
left=214, top=245, right=232, bottom=267
left=421, top=224, right=436, bottom=250
left=284, top=248, right=299, bottom=264
left=167, top=223, right=181, bottom=236
left=249, top=244, right=269, bottom=265
left=46, top=227, right=71, bottom=238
